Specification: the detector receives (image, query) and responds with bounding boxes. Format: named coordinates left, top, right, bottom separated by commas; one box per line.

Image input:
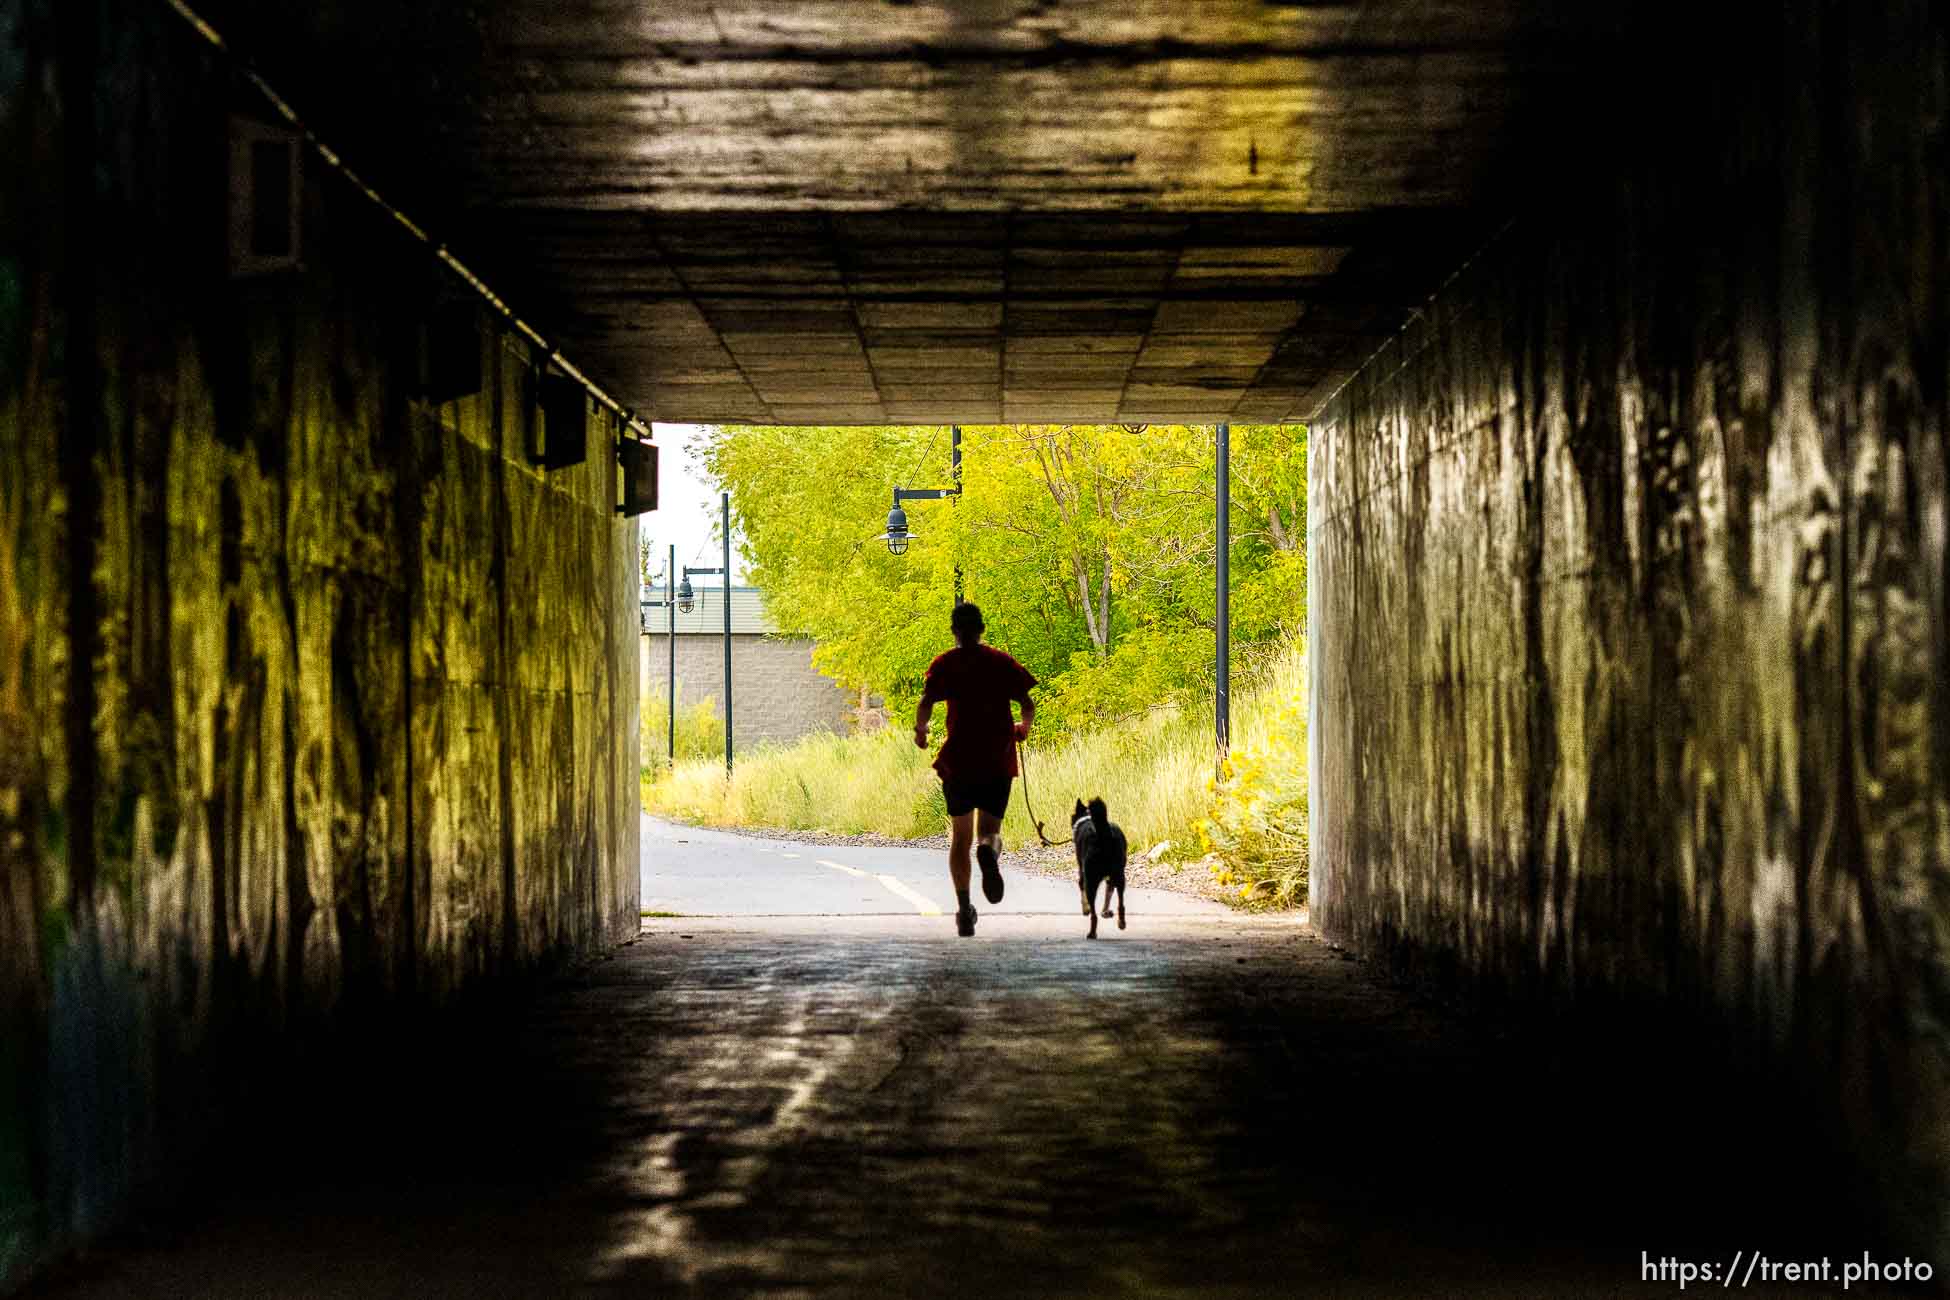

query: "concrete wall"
left=640, top=634, right=857, bottom=750
left=1308, top=0, right=1948, bottom=1251
left=0, top=3, right=640, bottom=1280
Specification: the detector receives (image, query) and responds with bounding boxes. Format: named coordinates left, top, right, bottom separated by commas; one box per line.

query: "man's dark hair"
left=950, top=602, right=985, bottom=644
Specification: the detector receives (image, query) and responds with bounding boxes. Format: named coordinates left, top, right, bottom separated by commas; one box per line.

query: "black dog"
left=1072, top=797, right=1127, bottom=938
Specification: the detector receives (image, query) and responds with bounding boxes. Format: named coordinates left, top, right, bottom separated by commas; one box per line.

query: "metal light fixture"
left=228, top=115, right=303, bottom=278
left=880, top=504, right=912, bottom=556
left=676, top=576, right=695, bottom=613
left=882, top=427, right=961, bottom=594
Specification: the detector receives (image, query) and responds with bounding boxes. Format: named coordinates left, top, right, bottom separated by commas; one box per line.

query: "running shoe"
left=956, top=902, right=978, bottom=937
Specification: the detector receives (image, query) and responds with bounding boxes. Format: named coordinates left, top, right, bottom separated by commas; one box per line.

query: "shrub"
left=1196, top=677, right=1309, bottom=908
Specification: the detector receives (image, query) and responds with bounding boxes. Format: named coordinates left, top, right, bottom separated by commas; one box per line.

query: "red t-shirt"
left=923, top=643, right=1038, bottom=783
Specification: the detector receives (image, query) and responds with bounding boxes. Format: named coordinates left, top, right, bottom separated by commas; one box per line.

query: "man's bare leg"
left=949, top=812, right=979, bottom=935
left=948, top=811, right=975, bottom=897
left=975, top=810, right=1003, bottom=857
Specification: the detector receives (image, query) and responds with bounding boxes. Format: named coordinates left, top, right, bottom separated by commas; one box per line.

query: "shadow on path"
left=48, top=916, right=1873, bottom=1298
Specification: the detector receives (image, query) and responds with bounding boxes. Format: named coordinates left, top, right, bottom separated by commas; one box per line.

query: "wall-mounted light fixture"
left=228, top=115, right=302, bottom=277
left=617, top=437, right=658, bottom=516
left=534, top=373, right=589, bottom=471
left=420, top=302, right=483, bottom=403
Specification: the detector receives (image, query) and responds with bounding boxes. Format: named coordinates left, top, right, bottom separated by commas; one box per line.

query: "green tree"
left=698, top=423, right=1305, bottom=734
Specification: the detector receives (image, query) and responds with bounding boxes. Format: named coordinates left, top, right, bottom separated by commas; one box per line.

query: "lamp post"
left=666, top=543, right=675, bottom=766
left=1216, top=421, right=1230, bottom=772
left=880, top=425, right=964, bottom=602
left=721, top=492, right=731, bottom=776
left=638, top=548, right=679, bottom=768
left=678, top=493, right=736, bottom=775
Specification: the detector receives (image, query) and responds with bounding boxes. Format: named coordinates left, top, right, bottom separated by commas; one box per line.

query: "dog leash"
left=1014, top=737, right=1062, bottom=847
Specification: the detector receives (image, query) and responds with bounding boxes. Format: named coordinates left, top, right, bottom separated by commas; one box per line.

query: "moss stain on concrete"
left=0, top=1, right=641, bottom=1280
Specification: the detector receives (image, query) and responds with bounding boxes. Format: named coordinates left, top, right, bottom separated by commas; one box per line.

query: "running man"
left=913, top=602, right=1037, bottom=937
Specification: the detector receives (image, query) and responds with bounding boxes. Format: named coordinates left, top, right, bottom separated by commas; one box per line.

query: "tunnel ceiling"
left=222, top=0, right=1595, bottom=425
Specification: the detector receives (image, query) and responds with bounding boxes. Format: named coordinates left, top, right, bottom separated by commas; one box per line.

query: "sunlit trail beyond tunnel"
left=3, top=0, right=1947, bottom=1293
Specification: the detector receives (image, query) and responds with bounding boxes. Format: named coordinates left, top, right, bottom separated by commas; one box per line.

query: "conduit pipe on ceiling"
left=158, top=0, right=653, bottom=445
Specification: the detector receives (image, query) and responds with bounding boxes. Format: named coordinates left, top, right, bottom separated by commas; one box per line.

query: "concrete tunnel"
left=2, top=0, right=1947, bottom=1289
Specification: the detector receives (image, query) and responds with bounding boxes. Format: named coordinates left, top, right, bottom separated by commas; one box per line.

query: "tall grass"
left=649, top=727, right=942, bottom=837
left=643, top=639, right=1310, bottom=905
left=640, top=687, right=728, bottom=773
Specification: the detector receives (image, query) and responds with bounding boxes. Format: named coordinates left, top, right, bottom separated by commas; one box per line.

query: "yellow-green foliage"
left=1195, top=646, right=1309, bottom=907
left=645, top=640, right=1311, bottom=906
left=700, top=423, right=1307, bottom=738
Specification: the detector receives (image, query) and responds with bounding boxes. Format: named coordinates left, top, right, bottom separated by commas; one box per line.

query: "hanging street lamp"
left=879, top=504, right=913, bottom=555
left=881, top=425, right=964, bottom=600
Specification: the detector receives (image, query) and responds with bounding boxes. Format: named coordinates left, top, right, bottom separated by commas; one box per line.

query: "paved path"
left=640, top=814, right=1233, bottom=924
left=51, top=823, right=1853, bottom=1298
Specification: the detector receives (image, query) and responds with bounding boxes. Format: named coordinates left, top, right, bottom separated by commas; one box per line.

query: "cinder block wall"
left=1307, top=0, right=1948, bottom=1252
left=0, top=3, right=640, bottom=1280
left=641, top=634, right=857, bottom=749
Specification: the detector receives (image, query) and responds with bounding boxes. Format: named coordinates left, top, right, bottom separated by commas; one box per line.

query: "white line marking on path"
left=875, top=874, right=943, bottom=917
left=818, top=860, right=867, bottom=877
left=781, top=852, right=801, bottom=859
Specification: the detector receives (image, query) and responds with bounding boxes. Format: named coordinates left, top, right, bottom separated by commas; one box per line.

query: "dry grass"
left=640, top=687, right=728, bottom=774
left=646, top=727, right=940, bottom=838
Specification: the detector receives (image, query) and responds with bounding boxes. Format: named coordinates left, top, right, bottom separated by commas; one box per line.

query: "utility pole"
left=676, top=500, right=734, bottom=777
left=1216, top=422, right=1230, bottom=769
left=666, top=543, right=675, bottom=767
left=722, top=491, right=733, bottom=776
left=951, top=425, right=964, bottom=605
left=951, top=428, right=967, bottom=608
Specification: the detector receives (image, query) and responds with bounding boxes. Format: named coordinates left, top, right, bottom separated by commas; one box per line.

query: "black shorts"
left=941, top=776, right=1012, bottom=819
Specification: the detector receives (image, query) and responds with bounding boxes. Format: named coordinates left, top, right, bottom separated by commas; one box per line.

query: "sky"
left=641, top=424, right=748, bottom=588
